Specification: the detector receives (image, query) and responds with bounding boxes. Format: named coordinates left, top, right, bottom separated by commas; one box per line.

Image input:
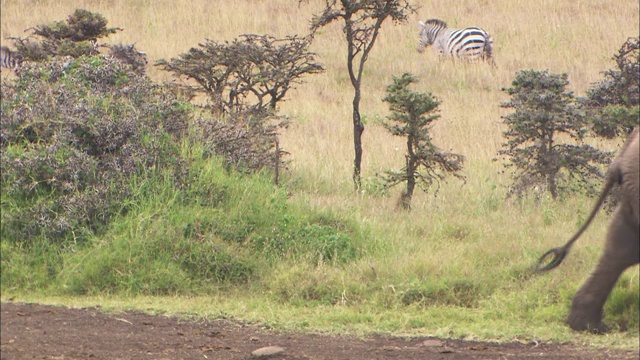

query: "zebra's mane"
left=424, top=19, right=448, bottom=28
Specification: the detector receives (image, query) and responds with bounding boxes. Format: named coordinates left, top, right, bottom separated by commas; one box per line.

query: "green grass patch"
left=2, top=148, right=366, bottom=297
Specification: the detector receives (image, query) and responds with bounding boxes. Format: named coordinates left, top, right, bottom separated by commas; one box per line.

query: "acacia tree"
left=157, top=34, right=324, bottom=175
left=10, top=9, right=122, bottom=61
left=156, top=34, right=323, bottom=114
left=582, top=37, right=639, bottom=139
left=304, top=0, right=417, bottom=191
left=381, top=73, right=465, bottom=210
left=498, top=69, right=612, bottom=200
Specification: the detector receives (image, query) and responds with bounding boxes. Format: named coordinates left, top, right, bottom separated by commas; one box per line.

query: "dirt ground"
left=1, top=302, right=638, bottom=360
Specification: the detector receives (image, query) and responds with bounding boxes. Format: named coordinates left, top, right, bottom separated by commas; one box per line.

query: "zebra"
left=0, top=46, right=22, bottom=70
left=417, top=19, right=495, bottom=66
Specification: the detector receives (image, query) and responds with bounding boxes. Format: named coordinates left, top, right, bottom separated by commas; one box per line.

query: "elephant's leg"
left=568, top=207, right=640, bottom=333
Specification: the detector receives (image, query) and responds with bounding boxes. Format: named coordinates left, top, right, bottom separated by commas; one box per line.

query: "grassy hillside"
left=1, top=0, right=638, bottom=349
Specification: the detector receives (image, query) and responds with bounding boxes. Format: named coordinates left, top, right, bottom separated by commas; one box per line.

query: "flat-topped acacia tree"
left=156, top=34, right=324, bottom=176
left=157, top=34, right=324, bottom=115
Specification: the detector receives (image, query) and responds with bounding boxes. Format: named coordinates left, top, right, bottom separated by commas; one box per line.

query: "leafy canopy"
left=498, top=69, right=612, bottom=199
left=381, top=73, right=465, bottom=210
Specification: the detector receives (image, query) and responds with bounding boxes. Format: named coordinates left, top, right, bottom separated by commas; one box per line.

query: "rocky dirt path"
left=2, top=302, right=638, bottom=359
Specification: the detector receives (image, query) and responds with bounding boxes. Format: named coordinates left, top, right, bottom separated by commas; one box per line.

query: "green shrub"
left=497, top=69, right=612, bottom=199
left=583, top=37, right=639, bottom=139
left=11, top=9, right=122, bottom=62
left=1, top=55, right=187, bottom=245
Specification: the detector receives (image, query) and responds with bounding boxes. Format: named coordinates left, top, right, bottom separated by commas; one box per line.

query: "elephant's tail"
left=535, top=169, right=618, bottom=272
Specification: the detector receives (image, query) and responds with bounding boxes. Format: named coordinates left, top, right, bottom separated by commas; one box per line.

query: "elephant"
left=536, top=127, right=639, bottom=333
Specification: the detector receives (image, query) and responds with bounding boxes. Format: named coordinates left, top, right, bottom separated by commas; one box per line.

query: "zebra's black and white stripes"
left=418, top=19, right=495, bottom=65
left=1, top=46, right=22, bottom=70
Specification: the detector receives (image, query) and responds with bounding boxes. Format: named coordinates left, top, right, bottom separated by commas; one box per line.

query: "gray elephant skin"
left=536, top=127, right=639, bottom=333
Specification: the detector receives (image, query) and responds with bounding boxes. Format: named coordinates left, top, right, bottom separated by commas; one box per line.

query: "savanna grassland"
left=1, top=0, right=639, bottom=352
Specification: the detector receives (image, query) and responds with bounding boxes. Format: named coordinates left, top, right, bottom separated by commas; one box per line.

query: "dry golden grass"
left=2, top=1, right=637, bottom=196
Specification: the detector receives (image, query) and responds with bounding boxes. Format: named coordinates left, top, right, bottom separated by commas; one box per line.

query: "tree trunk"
left=400, top=153, right=416, bottom=210
left=274, top=138, right=280, bottom=186
left=546, top=131, right=557, bottom=199
left=548, top=173, right=558, bottom=200
left=352, top=88, right=364, bottom=191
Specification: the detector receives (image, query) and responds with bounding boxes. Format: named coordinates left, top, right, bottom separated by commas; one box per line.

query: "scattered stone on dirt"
left=252, top=345, right=286, bottom=357
left=1, top=302, right=638, bottom=360
left=421, top=339, right=444, bottom=347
